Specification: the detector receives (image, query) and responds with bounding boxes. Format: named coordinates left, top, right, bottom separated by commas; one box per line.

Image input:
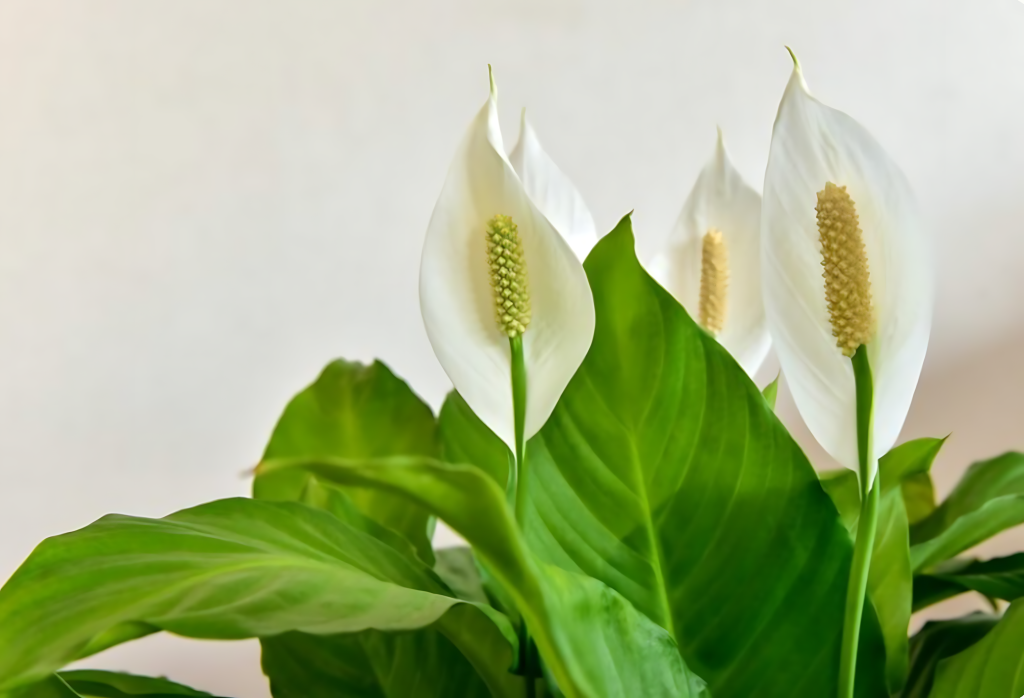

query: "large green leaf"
left=928, top=601, right=1024, bottom=697
left=900, top=613, right=997, bottom=698
left=254, top=359, right=438, bottom=564
left=0, top=498, right=514, bottom=693
left=261, top=605, right=499, bottom=698
left=820, top=438, right=946, bottom=692
left=256, top=456, right=709, bottom=698
left=914, top=554, right=1024, bottom=611
left=911, top=452, right=1024, bottom=545
left=439, top=214, right=885, bottom=697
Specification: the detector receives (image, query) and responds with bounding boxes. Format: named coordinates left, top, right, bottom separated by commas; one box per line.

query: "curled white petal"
left=761, top=61, right=932, bottom=479
left=649, top=130, right=770, bottom=377
left=509, top=110, right=599, bottom=261
left=420, top=72, right=596, bottom=451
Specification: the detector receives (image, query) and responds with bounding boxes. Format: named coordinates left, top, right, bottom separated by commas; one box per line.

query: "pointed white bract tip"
left=785, top=46, right=801, bottom=71
left=488, top=64, right=497, bottom=99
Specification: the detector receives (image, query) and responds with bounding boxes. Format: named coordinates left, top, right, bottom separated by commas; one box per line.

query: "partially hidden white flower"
left=420, top=69, right=596, bottom=451
left=649, top=129, right=770, bottom=377
left=761, top=55, right=932, bottom=482
left=509, top=110, right=599, bottom=261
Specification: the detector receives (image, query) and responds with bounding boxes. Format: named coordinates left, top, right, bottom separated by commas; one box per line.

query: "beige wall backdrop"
left=2, top=1, right=1023, bottom=696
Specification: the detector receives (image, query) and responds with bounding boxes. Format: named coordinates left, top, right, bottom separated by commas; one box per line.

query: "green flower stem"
left=509, top=335, right=528, bottom=515
left=509, top=335, right=537, bottom=697
left=838, top=345, right=880, bottom=698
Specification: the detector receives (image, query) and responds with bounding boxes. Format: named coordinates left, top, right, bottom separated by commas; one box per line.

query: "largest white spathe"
left=420, top=70, right=596, bottom=451
left=761, top=58, right=932, bottom=480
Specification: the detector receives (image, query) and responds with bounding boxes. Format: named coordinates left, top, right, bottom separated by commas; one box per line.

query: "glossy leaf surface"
left=929, top=602, right=1024, bottom=698
left=256, top=455, right=708, bottom=698
left=441, top=215, right=886, bottom=697
left=911, top=452, right=1024, bottom=547
left=901, top=613, right=997, bottom=698
left=254, top=359, right=439, bottom=564
left=0, top=498, right=509, bottom=692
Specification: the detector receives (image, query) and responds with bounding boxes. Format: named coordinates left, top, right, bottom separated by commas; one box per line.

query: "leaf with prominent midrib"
left=254, top=359, right=439, bottom=565
left=928, top=601, right=1024, bottom=698
left=256, top=456, right=709, bottom=698
left=439, top=214, right=886, bottom=697
left=0, top=498, right=514, bottom=694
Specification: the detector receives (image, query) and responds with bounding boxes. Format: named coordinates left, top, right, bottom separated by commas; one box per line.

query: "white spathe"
left=649, top=130, right=770, bottom=377
left=761, top=57, right=932, bottom=482
left=420, top=70, right=596, bottom=452
left=509, top=109, right=599, bottom=261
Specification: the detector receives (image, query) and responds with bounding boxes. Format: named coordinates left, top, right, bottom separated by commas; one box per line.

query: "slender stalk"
left=508, top=335, right=537, bottom=696
left=509, top=335, right=528, bottom=515
left=838, top=345, right=880, bottom=698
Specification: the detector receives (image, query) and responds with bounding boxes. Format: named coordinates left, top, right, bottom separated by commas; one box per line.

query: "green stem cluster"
left=838, top=345, right=880, bottom=698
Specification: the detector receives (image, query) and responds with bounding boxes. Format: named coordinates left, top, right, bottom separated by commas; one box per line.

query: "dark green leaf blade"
left=0, top=498, right=512, bottom=693
left=1, top=676, right=82, bottom=698
left=477, top=215, right=886, bottom=697
left=901, top=613, right=997, bottom=698
left=256, top=455, right=709, bottom=698
left=255, top=359, right=439, bottom=564
left=262, top=607, right=498, bottom=698
left=916, top=553, right=1024, bottom=608
left=928, top=602, right=1024, bottom=697
left=58, top=670, right=219, bottom=697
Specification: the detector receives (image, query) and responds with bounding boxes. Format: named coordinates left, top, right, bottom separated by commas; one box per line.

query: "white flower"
left=509, top=110, right=599, bottom=261
left=649, top=129, right=770, bottom=377
left=419, top=69, right=596, bottom=452
left=761, top=56, right=932, bottom=482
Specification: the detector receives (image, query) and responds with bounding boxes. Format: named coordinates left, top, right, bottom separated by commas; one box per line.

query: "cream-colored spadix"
left=761, top=55, right=932, bottom=481
left=649, top=130, right=770, bottom=377
left=509, top=110, right=599, bottom=261
left=419, top=69, right=596, bottom=451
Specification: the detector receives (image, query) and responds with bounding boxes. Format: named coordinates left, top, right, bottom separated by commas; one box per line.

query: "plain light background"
left=1, top=1, right=1023, bottom=695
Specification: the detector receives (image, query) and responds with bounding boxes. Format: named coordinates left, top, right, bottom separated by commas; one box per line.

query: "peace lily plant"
left=1, top=58, right=1023, bottom=698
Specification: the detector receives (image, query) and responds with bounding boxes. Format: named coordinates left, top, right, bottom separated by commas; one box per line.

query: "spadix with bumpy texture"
left=418, top=69, right=594, bottom=452
left=648, top=130, right=769, bottom=377
left=761, top=54, right=931, bottom=475
left=486, top=215, right=531, bottom=337
left=817, top=182, right=874, bottom=356
left=698, top=229, right=729, bottom=335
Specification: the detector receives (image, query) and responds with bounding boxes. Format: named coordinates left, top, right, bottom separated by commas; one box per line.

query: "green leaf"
left=915, top=554, right=1024, bottom=611
left=1, top=676, right=82, bottom=698
left=256, top=456, right=709, bottom=698
left=911, top=494, right=1024, bottom=572
left=255, top=359, right=439, bottom=564
left=58, top=671, right=217, bottom=697
left=911, top=452, right=1024, bottom=545
left=439, top=391, right=511, bottom=489
left=434, top=547, right=489, bottom=605
left=261, top=605, right=504, bottom=698
left=928, top=601, right=1024, bottom=697
left=820, top=469, right=862, bottom=534
left=901, top=613, right=997, bottom=698
left=761, top=373, right=780, bottom=410
left=0, top=498, right=513, bottom=693
left=474, top=215, right=884, bottom=697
